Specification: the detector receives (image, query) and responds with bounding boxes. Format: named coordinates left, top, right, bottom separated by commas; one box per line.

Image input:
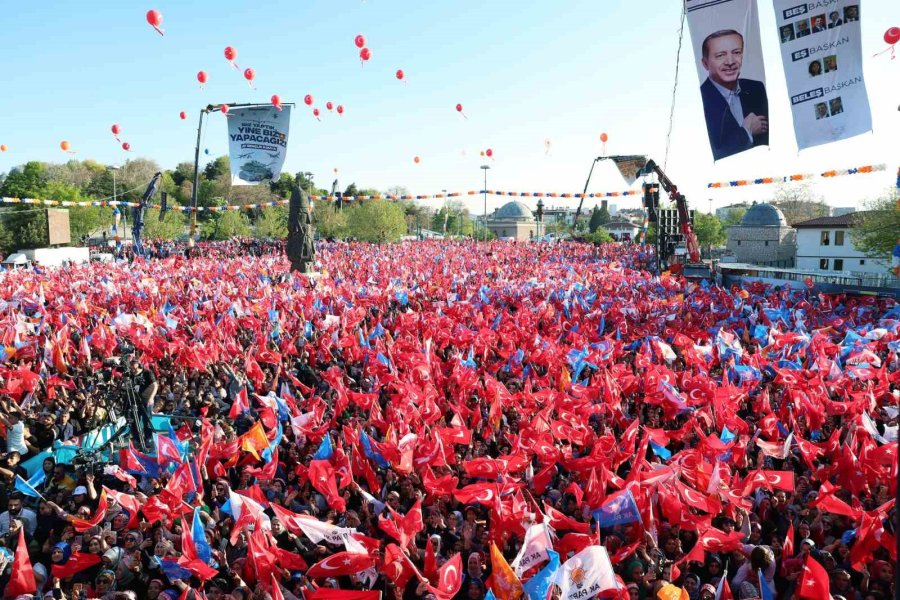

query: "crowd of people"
left=0, top=239, right=896, bottom=600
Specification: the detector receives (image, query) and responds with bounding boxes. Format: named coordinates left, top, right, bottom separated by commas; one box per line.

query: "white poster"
left=227, top=105, right=291, bottom=186
left=773, top=1, right=871, bottom=150
left=686, top=0, right=769, bottom=161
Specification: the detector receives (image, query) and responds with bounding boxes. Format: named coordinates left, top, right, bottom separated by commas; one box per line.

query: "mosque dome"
left=739, top=202, right=789, bottom=227
left=494, top=201, right=534, bottom=221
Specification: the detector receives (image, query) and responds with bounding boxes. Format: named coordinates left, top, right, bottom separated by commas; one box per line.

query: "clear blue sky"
left=0, top=0, right=897, bottom=215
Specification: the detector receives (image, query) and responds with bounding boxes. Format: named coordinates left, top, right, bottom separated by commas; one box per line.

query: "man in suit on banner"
left=699, top=29, right=769, bottom=160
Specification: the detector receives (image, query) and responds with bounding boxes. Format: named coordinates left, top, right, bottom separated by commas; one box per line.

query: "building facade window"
left=860, top=259, right=866, bottom=265
left=820, top=231, right=830, bottom=246
left=820, top=258, right=829, bottom=269
left=833, top=259, right=844, bottom=271
left=835, top=231, right=845, bottom=246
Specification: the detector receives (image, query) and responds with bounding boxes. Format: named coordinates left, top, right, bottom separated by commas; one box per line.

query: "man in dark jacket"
left=699, top=30, right=769, bottom=161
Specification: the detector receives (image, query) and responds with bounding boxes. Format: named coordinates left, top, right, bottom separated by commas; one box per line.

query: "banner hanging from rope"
left=686, top=0, right=769, bottom=161
left=772, top=0, right=871, bottom=150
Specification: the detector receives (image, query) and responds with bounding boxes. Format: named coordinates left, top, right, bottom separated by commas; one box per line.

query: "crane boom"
left=643, top=160, right=701, bottom=264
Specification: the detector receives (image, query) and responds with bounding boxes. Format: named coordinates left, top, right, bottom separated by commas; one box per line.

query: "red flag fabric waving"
left=307, top=551, right=377, bottom=578
left=72, top=489, right=108, bottom=532
left=51, top=551, right=103, bottom=579
left=427, top=553, right=464, bottom=600
left=7, top=528, right=36, bottom=597
left=308, top=591, right=381, bottom=600
left=797, top=554, right=830, bottom=599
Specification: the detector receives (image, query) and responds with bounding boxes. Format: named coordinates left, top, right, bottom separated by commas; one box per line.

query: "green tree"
left=255, top=206, right=287, bottom=239
left=314, top=203, right=349, bottom=239
left=346, top=200, right=407, bottom=242
left=431, top=202, right=473, bottom=236
left=0, top=162, right=48, bottom=198
left=473, top=228, right=496, bottom=241
left=719, top=207, right=745, bottom=227
left=203, top=156, right=230, bottom=181
left=171, top=162, right=196, bottom=187
left=581, top=228, right=614, bottom=244
left=850, top=191, right=900, bottom=260
left=143, top=206, right=187, bottom=240
left=588, top=205, right=611, bottom=232
left=201, top=210, right=251, bottom=240
left=269, top=173, right=295, bottom=199
left=693, top=212, right=727, bottom=257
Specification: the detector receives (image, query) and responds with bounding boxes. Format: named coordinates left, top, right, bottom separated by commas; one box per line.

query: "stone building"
left=486, top=201, right=537, bottom=241
left=725, top=202, right=796, bottom=267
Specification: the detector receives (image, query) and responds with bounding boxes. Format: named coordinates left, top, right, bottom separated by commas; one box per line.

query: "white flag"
left=511, top=523, right=553, bottom=576
left=294, top=514, right=353, bottom=546
left=554, top=546, right=619, bottom=600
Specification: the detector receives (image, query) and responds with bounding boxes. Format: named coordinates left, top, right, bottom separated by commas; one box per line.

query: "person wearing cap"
left=699, top=584, right=716, bottom=600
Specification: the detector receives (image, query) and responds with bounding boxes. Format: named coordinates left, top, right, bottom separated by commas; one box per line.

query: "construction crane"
left=639, top=159, right=711, bottom=280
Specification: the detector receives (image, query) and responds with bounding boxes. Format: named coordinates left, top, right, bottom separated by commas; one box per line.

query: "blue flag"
left=720, top=426, right=736, bottom=444
left=649, top=441, right=672, bottom=461
left=592, top=489, right=642, bottom=528
left=313, top=435, right=334, bottom=461
left=192, top=508, right=212, bottom=565
left=15, top=470, right=46, bottom=498
left=759, top=569, right=774, bottom=600
left=523, top=550, right=559, bottom=600
left=159, top=559, right=193, bottom=581
left=360, top=431, right=390, bottom=469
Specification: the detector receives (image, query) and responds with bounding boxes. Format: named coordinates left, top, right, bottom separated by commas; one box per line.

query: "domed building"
left=725, top=202, right=796, bottom=267
left=486, top=201, right=537, bottom=241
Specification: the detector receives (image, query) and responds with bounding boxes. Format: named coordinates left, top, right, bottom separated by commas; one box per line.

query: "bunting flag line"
left=707, top=163, right=886, bottom=188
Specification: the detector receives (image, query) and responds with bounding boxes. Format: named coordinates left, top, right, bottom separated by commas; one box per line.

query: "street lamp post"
left=480, top=165, right=490, bottom=240
left=536, top=198, right=544, bottom=240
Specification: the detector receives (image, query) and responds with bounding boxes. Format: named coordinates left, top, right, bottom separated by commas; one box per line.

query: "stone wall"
left=726, top=226, right=796, bottom=266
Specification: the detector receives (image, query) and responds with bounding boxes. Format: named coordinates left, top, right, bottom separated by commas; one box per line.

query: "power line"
left=663, top=3, right=686, bottom=172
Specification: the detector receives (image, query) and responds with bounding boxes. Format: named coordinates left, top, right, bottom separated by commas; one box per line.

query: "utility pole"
left=481, top=165, right=490, bottom=240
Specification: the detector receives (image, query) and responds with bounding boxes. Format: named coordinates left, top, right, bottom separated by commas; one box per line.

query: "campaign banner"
left=773, top=1, right=871, bottom=150
left=686, top=0, right=769, bottom=161
left=227, top=105, right=291, bottom=186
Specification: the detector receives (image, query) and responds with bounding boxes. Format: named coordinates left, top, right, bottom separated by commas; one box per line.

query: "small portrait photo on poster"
left=810, top=14, right=826, bottom=33
left=780, top=24, right=795, bottom=43
left=827, top=10, right=843, bottom=29
left=824, top=55, right=837, bottom=73
left=808, top=59, right=823, bottom=77
left=844, top=5, right=859, bottom=22
left=829, top=97, right=844, bottom=116
left=815, top=102, right=830, bottom=120
left=796, top=18, right=811, bottom=38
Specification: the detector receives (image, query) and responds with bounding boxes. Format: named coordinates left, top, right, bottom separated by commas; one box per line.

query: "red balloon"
left=360, top=47, right=372, bottom=61
left=122, top=142, right=131, bottom=151
left=336, top=105, right=344, bottom=115
left=304, top=94, right=314, bottom=106
left=456, top=103, right=463, bottom=113
left=243, top=68, right=255, bottom=81
left=146, top=10, right=164, bottom=35
left=271, top=95, right=282, bottom=110
left=111, top=124, right=121, bottom=136
left=220, top=104, right=229, bottom=114
left=886, top=27, right=900, bottom=45
left=414, top=156, right=421, bottom=164
left=600, top=132, right=609, bottom=143
left=313, top=108, right=321, bottom=121
left=60, top=141, right=70, bottom=152
left=354, top=34, right=366, bottom=49
left=179, top=111, right=187, bottom=120
left=197, top=71, right=208, bottom=85
left=396, top=69, right=405, bottom=80
left=224, top=46, right=237, bottom=61
left=486, top=148, right=493, bottom=158
left=326, top=101, right=334, bottom=111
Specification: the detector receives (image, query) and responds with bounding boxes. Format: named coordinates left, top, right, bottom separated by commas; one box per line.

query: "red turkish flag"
left=454, top=482, right=500, bottom=506
left=427, top=553, right=464, bottom=600
left=797, top=554, right=830, bottom=599
left=7, top=528, right=36, bottom=597
left=51, top=551, right=103, bottom=579
left=308, top=459, right=346, bottom=512
left=307, top=551, right=377, bottom=578
left=72, top=489, right=108, bottom=532
left=740, top=470, right=795, bottom=495
left=542, top=503, right=590, bottom=534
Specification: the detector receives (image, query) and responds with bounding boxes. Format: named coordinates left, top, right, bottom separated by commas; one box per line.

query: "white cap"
left=73, top=486, right=88, bottom=495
